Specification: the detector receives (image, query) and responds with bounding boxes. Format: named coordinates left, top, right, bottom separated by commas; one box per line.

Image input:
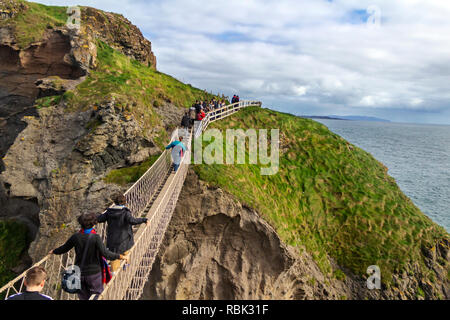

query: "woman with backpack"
left=50, top=212, right=128, bottom=300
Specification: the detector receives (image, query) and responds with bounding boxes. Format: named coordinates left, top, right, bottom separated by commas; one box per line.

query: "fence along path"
left=0, top=100, right=261, bottom=300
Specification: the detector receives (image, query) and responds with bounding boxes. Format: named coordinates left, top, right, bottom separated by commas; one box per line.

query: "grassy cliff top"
left=64, top=40, right=221, bottom=113
left=193, top=106, right=449, bottom=286
left=60, top=40, right=222, bottom=147
left=0, top=0, right=67, bottom=48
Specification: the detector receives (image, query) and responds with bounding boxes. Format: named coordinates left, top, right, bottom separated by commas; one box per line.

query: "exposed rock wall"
left=0, top=0, right=27, bottom=20
left=0, top=2, right=157, bottom=164
left=0, top=24, right=96, bottom=266
left=0, top=98, right=166, bottom=262
left=82, top=6, right=157, bottom=69
left=0, top=18, right=99, bottom=162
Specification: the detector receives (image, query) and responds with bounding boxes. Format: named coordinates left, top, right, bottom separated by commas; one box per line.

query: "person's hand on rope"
left=119, top=253, right=129, bottom=264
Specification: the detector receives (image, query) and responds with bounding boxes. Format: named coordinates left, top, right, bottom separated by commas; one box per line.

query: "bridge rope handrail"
left=0, top=100, right=261, bottom=300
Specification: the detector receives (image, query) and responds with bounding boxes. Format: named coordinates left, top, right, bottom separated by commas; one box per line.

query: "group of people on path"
left=181, top=98, right=228, bottom=130
left=7, top=193, right=148, bottom=300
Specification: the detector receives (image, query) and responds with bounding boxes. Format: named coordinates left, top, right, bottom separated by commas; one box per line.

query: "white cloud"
left=36, top=0, right=450, bottom=123
left=410, top=98, right=424, bottom=106
left=360, top=96, right=376, bottom=107
left=293, top=86, right=307, bottom=96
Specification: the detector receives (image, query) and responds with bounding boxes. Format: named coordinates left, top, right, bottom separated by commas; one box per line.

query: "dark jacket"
left=53, top=232, right=120, bottom=276
left=181, top=114, right=191, bottom=127
left=195, top=103, right=202, bottom=114
left=7, top=291, right=53, bottom=300
left=97, top=205, right=147, bottom=254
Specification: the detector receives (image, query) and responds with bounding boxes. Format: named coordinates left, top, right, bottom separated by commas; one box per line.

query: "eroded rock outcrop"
left=0, top=20, right=96, bottom=162
left=82, top=7, right=157, bottom=69
left=0, top=0, right=27, bottom=20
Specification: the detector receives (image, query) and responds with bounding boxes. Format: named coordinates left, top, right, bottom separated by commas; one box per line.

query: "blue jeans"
left=173, top=163, right=180, bottom=172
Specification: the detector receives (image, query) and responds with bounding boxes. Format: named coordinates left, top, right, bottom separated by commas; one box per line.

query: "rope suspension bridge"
left=0, top=100, right=262, bottom=300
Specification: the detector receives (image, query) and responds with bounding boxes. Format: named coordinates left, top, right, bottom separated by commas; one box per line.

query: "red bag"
left=100, top=256, right=112, bottom=284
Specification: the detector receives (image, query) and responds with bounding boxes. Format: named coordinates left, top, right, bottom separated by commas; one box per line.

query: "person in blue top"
left=165, top=136, right=186, bottom=173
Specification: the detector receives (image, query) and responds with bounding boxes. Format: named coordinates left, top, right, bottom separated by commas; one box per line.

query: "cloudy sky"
left=37, top=0, right=450, bottom=124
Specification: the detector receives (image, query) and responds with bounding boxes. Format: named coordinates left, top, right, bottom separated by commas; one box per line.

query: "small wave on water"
left=316, top=119, right=450, bottom=232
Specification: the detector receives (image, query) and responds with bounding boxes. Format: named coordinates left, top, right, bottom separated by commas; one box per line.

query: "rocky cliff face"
left=0, top=26, right=91, bottom=163
left=2, top=100, right=165, bottom=262
left=0, top=1, right=157, bottom=164
left=0, top=1, right=161, bottom=267
left=82, top=6, right=157, bottom=69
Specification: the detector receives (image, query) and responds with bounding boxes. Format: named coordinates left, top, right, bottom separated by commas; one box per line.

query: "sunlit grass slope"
left=193, top=106, right=449, bottom=285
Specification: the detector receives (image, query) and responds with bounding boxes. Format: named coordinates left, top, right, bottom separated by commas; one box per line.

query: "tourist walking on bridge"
left=97, top=193, right=148, bottom=275
left=181, top=111, right=191, bottom=129
left=165, top=136, right=186, bottom=173
left=50, top=212, right=128, bottom=300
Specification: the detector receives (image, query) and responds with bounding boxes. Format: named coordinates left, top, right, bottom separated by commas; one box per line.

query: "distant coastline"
left=301, top=115, right=391, bottom=122
left=301, top=115, right=349, bottom=121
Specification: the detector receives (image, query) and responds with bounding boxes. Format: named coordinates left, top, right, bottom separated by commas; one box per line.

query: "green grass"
left=35, top=95, right=62, bottom=109
left=0, top=1, right=67, bottom=48
left=63, top=40, right=223, bottom=141
left=0, top=220, right=28, bottom=290
left=192, top=106, right=449, bottom=285
left=416, top=287, right=425, bottom=299
left=103, top=154, right=161, bottom=186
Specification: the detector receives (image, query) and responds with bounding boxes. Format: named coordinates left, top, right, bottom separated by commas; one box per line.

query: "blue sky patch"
left=209, top=31, right=252, bottom=43
left=347, top=9, right=371, bottom=24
